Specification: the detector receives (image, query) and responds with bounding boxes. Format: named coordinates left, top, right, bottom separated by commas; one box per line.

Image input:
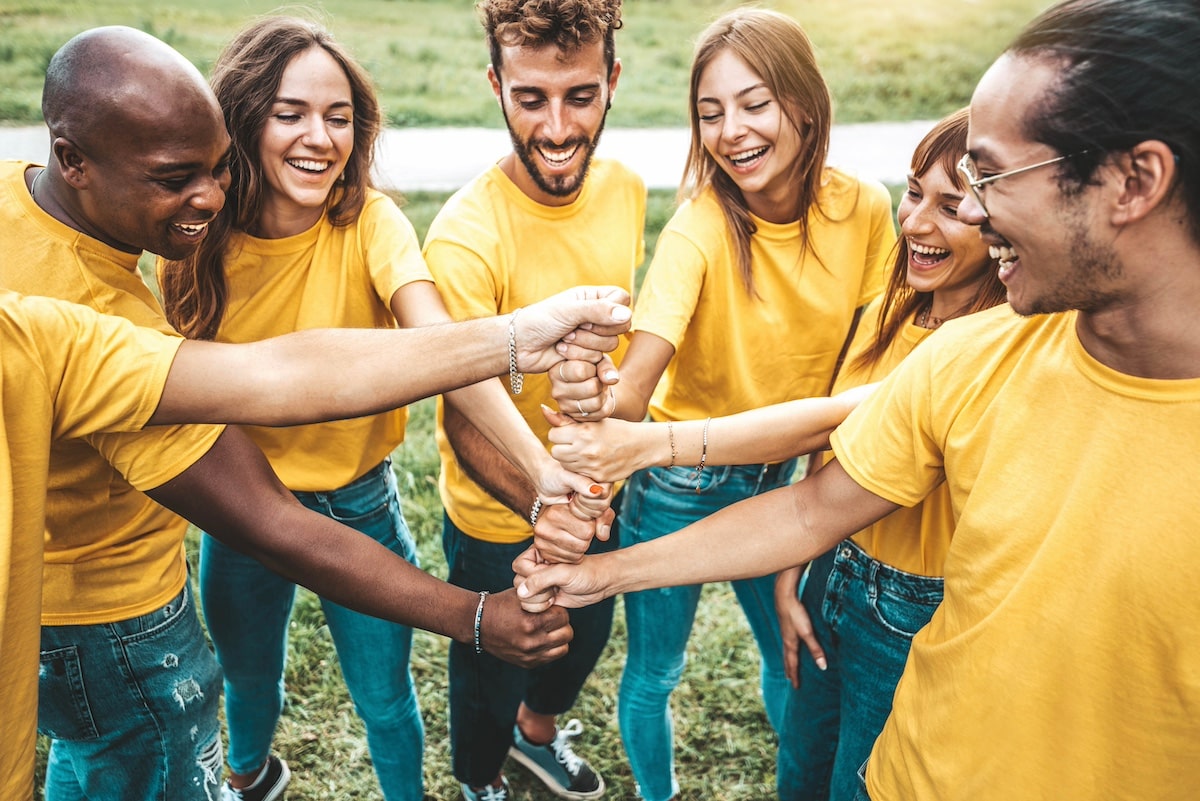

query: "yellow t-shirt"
left=0, top=290, right=183, bottom=801
left=0, top=161, right=224, bottom=626
left=829, top=297, right=949, bottom=575
left=206, top=189, right=432, bottom=491
left=424, top=159, right=646, bottom=543
left=634, top=170, right=895, bottom=422
left=830, top=305, right=1200, bottom=800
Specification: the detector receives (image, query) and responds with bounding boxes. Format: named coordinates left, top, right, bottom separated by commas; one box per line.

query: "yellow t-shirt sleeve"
left=360, top=192, right=434, bottom=306
left=831, top=339, right=945, bottom=509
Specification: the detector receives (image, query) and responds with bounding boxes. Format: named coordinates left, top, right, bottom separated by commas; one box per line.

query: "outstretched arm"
left=148, top=286, right=630, bottom=426
left=514, top=458, right=898, bottom=609
left=545, top=384, right=876, bottom=484
left=146, top=427, right=572, bottom=666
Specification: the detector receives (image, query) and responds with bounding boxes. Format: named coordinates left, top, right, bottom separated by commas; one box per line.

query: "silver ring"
left=576, top=400, right=589, bottom=417
left=559, top=363, right=567, bottom=381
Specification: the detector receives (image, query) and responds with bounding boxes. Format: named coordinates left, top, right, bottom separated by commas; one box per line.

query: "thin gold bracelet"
left=693, top=417, right=710, bottom=492
left=667, top=421, right=678, bottom=467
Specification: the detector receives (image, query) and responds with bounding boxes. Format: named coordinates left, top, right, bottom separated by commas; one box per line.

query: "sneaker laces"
left=549, top=718, right=586, bottom=776
left=477, top=784, right=508, bottom=801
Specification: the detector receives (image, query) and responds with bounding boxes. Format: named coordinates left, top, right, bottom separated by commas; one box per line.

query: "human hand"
left=543, top=405, right=648, bottom=483
left=530, top=502, right=613, bottom=565
left=513, top=547, right=613, bottom=612
left=775, top=568, right=826, bottom=686
left=478, top=588, right=574, bottom=667
left=549, top=356, right=620, bottom=421
left=531, top=455, right=611, bottom=510
left=516, top=286, right=631, bottom=374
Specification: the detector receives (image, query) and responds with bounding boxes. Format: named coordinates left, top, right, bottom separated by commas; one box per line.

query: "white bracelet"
left=529, top=497, right=544, bottom=528
left=507, top=308, right=524, bottom=395
left=473, top=590, right=489, bottom=655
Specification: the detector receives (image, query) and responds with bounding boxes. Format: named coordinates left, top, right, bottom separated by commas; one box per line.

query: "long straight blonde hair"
left=681, top=8, right=832, bottom=296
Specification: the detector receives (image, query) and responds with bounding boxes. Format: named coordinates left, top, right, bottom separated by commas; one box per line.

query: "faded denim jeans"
left=39, top=582, right=223, bottom=801
left=200, top=458, right=425, bottom=801
left=777, top=540, right=943, bottom=801
left=616, top=459, right=797, bottom=801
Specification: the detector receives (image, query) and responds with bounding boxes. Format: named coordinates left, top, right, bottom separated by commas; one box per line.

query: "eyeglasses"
left=957, top=151, right=1084, bottom=218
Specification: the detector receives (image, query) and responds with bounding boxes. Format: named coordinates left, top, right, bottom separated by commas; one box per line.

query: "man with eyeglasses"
left=513, top=1, right=1200, bottom=798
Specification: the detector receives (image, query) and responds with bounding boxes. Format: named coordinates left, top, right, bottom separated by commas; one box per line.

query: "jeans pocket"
left=869, top=579, right=943, bottom=638
left=38, top=645, right=100, bottom=740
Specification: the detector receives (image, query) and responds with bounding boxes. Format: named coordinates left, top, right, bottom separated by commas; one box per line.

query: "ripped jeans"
left=38, top=582, right=223, bottom=801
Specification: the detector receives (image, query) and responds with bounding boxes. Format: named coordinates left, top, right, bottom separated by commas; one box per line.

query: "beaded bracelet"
left=529, top=497, right=544, bottom=528
left=507, top=308, right=524, bottom=395
left=473, top=591, right=489, bottom=655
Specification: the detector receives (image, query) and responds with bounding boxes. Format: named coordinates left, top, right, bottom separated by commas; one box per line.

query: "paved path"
left=2, top=120, right=937, bottom=191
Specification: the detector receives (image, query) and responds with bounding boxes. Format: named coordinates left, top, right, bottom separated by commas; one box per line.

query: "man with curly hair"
left=422, top=1, right=644, bottom=799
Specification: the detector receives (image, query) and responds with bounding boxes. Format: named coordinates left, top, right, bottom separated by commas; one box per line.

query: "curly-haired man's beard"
left=501, top=105, right=609, bottom=199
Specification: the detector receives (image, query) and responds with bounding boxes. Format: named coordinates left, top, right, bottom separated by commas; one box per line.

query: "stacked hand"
left=479, top=589, right=574, bottom=667
left=516, top=287, right=631, bottom=374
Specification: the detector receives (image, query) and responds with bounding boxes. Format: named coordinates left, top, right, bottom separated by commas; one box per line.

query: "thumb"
left=541, top=403, right=575, bottom=428
left=517, top=563, right=563, bottom=600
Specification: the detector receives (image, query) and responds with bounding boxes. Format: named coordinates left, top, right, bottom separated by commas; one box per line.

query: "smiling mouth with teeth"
left=537, top=144, right=580, bottom=167
left=173, top=222, right=209, bottom=236
left=989, top=244, right=1018, bottom=267
left=287, top=158, right=332, bottom=173
left=729, top=146, right=768, bottom=166
left=909, top=240, right=950, bottom=266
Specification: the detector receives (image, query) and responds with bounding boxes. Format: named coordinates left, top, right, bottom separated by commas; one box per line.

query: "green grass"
left=0, top=0, right=1054, bottom=127
left=209, top=399, right=779, bottom=801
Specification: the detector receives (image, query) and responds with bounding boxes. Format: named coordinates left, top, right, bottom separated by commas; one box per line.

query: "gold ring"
left=576, top=400, right=589, bottom=417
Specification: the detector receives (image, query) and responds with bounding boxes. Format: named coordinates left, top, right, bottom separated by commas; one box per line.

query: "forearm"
left=671, top=395, right=855, bottom=467
left=444, top=402, right=537, bottom=520
left=592, top=461, right=894, bottom=596
left=153, top=319, right=514, bottom=426
left=147, top=431, right=480, bottom=644
left=444, top=377, right=554, bottom=489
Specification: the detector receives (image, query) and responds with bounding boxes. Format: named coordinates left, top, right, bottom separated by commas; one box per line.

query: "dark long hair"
left=160, top=14, right=381, bottom=340
left=681, top=8, right=832, bottom=296
left=851, top=109, right=1007, bottom=373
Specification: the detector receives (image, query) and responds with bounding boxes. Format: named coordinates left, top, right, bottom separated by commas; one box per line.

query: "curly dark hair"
left=477, top=0, right=623, bottom=78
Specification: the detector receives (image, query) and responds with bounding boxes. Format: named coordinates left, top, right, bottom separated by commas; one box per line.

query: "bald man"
left=1, top=26, right=627, bottom=801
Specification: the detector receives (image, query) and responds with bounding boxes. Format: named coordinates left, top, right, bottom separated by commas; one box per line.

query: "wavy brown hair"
left=851, top=108, right=1007, bottom=372
left=478, top=0, right=623, bottom=79
left=682, top=8, right=832, bottom=296
left=160, top=14, right=381, bottom=340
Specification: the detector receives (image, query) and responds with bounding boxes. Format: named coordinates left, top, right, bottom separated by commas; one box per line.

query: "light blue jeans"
left=777, top=540, right=944, bottom=801
left=38, top=582, right=223, bottom=801
left=617, top=459, right=797, bottom=801
left=199, top=458, right=425, bottom=801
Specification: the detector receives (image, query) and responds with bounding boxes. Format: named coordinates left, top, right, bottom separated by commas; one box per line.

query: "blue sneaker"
left=508, top=719, right=605, bottom=800
left=461, top=776, right=510, bottom=801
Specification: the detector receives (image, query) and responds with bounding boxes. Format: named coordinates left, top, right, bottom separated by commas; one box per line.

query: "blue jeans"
left=617, top=460, right=797, bottom=801
left=38, top=582, right=223, bottom=801
left=777, top=540, right=943, bottom=801
left=442, top=508, right=618, bottom=787
left=200, top=458, right=424, bottom=801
